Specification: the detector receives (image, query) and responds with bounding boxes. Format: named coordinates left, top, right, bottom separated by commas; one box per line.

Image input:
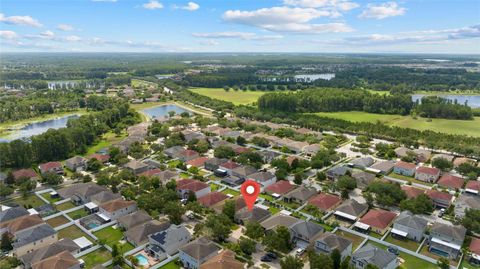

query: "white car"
left=295, top=248, right=305, bottom=257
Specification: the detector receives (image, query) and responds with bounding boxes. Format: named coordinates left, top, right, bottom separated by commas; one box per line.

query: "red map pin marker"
left=241, top=180, right=260, bottom=211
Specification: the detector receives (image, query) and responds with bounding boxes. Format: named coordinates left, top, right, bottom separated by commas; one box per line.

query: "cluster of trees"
left=415, top=96, right=473, bottom=120
left=364, top=181, right=407, bottom=207
left=0, top=97, right=140, bottom=168
left=258, top=88, right=413, bottom=115
left=234, top=106, right=480, bottom=157
left=175, top=89, right=235, bottom=111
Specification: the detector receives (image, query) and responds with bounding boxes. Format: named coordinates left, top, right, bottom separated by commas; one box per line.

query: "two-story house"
left=351, top=243, right=398, bottom=269
left=391, top=211, right=427, bottom=242
left=98, top=199, right=137, bottom=221
left=146, top=225, right=191, bottom=261
left=314, top=232, right=352, bottom=261
left=428, top=222, right=466, bottom=259
left=179, top=237, right=220, bottom=269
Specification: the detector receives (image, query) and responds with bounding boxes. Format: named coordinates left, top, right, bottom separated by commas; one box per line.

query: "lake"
left=0, top=114, right=79, bottom=142
left=142, top=104, right=191, bottom=119
left=412, top=94, right=480, bottom=108
left=294, top=73, right=335, bottom=82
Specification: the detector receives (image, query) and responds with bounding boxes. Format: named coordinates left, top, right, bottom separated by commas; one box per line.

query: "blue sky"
left=1, top=0, right=479, bottom=53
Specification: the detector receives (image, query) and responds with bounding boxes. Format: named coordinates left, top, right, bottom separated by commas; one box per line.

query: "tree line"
left=415, top=96, right=473, bottom=120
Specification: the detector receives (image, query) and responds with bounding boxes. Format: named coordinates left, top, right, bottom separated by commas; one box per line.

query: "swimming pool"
left=87, top=223, right=99, bottom=229
left=135, top=253, right=149, bottom=266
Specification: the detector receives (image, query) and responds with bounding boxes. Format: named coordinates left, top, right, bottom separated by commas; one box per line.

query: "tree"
left=263, top=226, right=293, bottom=253
left=222, top=200, right=236, bottom=221
left=236, top=136, right=246, bottom=145
left=164, top=201, right=185, bottom=225
left=399, top=194, right=433, bottom=214
left=437, top=257, right=450, bottom=269
left=365, top=181, right=406, bottom=207
left=214, top=145, right=235, bottom=159
left=309, top=252, right=333, bottom=269
left=280, top=255, right=304, bottom=269
left=432, top=157, right=453, bottom=171
left=316, top=172, right=326, bottom=181
left=336, top=175, right=356, bottom=199
left=245, top=221, right=264, bottom=240
left=462, top=208, right=480, bottom=233
left=293, top=172, right=304, bottom=185
left=1, top=233, right=13, bottom=251
left=0, top=183, right=14, bottom=197
left=42, top=172, right=63, bottom=185
left=238, top=237, right=256, bottom=256
left=5, top=171, right=15, bottom=185
left=365, top=265, right=379, bottom=269
left=205, top=213, right=232, bottom=242
left=19, top=179, right=36, bottom=198
left=331, top=249, right=341, bottom=269
left=87, top=158, right=102, bottom=172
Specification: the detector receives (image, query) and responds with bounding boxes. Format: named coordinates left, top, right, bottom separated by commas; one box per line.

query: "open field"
left=131, top=78, right=157, bottom=88
left=41, top=192, right=61, bottom=203
left=85, top=131, right=127, bottom=156
left=189, top=87, right=267, bottom=105
left=159, top=258, right=180, bottom=269
left=314, top=111, right=480, bottom=137
left=383, top=233, right=420, bottom=252
left=55, top=201, right=76, bottom=211
left=80, top=247, right=112, bottom=269
left=367, top=90, right=391, bottom=96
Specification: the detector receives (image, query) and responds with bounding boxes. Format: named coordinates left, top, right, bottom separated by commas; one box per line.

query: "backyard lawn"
left=67, top=208, right=89, bottom=220
left=210, top=183, right=221, bottom=191
left=334, top=230, right=366, bottom=251
left=460, top=258, right=480, bottom=269
left=268, top=205, right=280, bottom=215
left=40, top=192, right=61, bottom=203
left=58, top=225, right=94, bottom=242
left=85, top=132, right=126, bottom=156
left=12, top=195, right=45, bottom=208
left=93, top=226, right=134, bottom=253
left=221, top=188, right=240, bottom=196
left=46, top=215, right=70, bottom=227
left=384, top=233, right=420, bottom=252
left=80, top=247, right=112, bottom=269
left=55, top=201, right=76, bottom=211
left=368, top=241, right=438, bottom=269
left=159, top=258, right=180, bottom=269
left=189, top=87, right=267, bottom=105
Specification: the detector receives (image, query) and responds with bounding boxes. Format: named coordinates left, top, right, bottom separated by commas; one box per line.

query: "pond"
left=0, top=114, right=79, bottom=142
left=142, top=104, right=191, bottom=119
left=294, top=73, right=336, bottom=82
left=412, top=94, right=480, bottom=108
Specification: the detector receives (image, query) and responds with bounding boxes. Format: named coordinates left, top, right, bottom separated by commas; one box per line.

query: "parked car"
left=261, top=255, right=273, bottom=262
left=295, top=248, right=306, bottom=257
left=387, top=246, right=399, bottom=256
left=266, top=252, right=278, bottom=259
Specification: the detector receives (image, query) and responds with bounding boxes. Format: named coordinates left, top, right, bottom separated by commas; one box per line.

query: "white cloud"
left=143, top=0, right=163, bottom=10
left=40, top=30, right=55, bottom=39
left=283, top=0, right=358, bottom=11
left=359, top=2, right=406, bottom=20
left=223, top=6, right=352, bottom=34
left=0, top=30, right=18, bottom=39
left=65, top=35, right=82, bottom=42
left=182, top=2, right=200, bottom=11
left=0, top=13, right=42, bottom=27
left=192, top=31, right=284, bottom=40
left=57, top=24, right=74, bottom=31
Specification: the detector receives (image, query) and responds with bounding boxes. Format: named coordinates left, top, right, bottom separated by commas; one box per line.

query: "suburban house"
left=428, top=222, right=466, bottom=259
left=197, top=192, right=229, bottom=208
left=19, top=238, right=80, bottom=269
left=234, top=206, right=271, bottom=224
left=178, top=149, right=200, bottom=162
left=0, top=214, right=44, bottom=236
left=265, top=180, right=296, bottom=197
left=0, top=206, right=29, bottom=224
left=333, top=200, right=369, bottom=223
left=220, top=176, right=245, bottom=187
left=289, top=220, right=324, bottom=247
left=152, top=170, right=178, bottom=185
left=369, top=161, right=395, bottom=175
left=181, top=130, right=206, bottom=142
left=413, top=148, right=432, bottom=162
left=391, top=211, right=427, bottom=242
left=394, top=146, right=413, bottom=159
left=98, top=198, right=137, bottom=221
left=260, top=214, right=301, bottom=232
left=432, top=154, right=455, bottom=163
left=146, top=225, right=191, bottom=261
left=199, top=250, right=244, bottom=269
left=415, top=166, right=441, bottom=183
left=401, top=186, right=425, bottom=199
left=164, top=146, right=185, bottom=159
left=308, top=193, right=342, bottom=212
left=249, top=171, right=276, bottom=189
left=351, top=243, right=398, bottom=269
left=89, top=190, right=121, bottom=206
left=12, top=224, right=57, bottom=256
left=186, top=157, right=210, bottom=168
left=466, top=180, right=480, bottom=195
left=303, top=144, right=321, bottom=156
left=65, top=156, right=87, bottom=172
left=30, top=250, right=80, bottom=269
left=454, top=194, right=480, bottom=219
left=258, top=151, right=280, bottom=164
left=314, top=232, right=352, bottom=261
left=283, top=186, right=317, bottom=204
left=88, top=153, right=110, bottom=163
left=211, top=196, right=246, bottom=215
left=355, top=209, right=397, bottom=235
left=393, top=161, right=416, bottom=177
left=426, top=189, right=453, bottom=208
left=124, top=160, right=149, bottom=175
left=218, top=161, right=240, bottom=175
left=117, top=210, right=152, bottom=230
left=57, top=183, right=109, bottom=205
left=38, top=162, right=64, bottom=175
left=204, top=158, right=228, bottom=171
left=352, top=171, right=376, bottom=189
left=12, top=169, right=38, bottom=182
left=349, top=157, right=375, bottom=169
left=179, top=237, right=220, bottom=269
left=231, top=165, right=257, bottom=179
left=327, top=166, right=350, bottom=180
left=125, top=220, right=171, bottom=246
left=453, top=157, right=476, bottom=168
left=437, top=174, right=464, bottom=190
left=176, top=179, right=210, bottom=199
left=468, top=238, right=480, bottom=266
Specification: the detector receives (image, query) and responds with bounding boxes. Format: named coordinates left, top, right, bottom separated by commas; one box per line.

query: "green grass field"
left=85, top=131, right=127, bottom=156
left=80, top=247, right=112, bottom=269
left=58, top=225, right=94, bottom=242
left=93, top=226, right=134, bottom=253
left=131, top=78, right=157, bottom=88
left=368, top=240, right=438, bottom=269
left=314, top=111, right=480, bottom=137
left=46, top=215, right=70, bottom=227
left=189, top=87, right=267, bottom=105
left=12, top=195, right=45, bottom=208
left=67, top=208, right=89, bottom=220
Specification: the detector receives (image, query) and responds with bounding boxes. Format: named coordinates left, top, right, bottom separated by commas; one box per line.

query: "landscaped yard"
left=189, top=87, right=268, bottom=105
left=80, top=247, right=112, bottom=269
left=168, top=159, right=182, bottom=169
left=40, top=192, right=61, bottom=203
left=276, top=199, right=300, bottom=210
left=58, top=224, right=94, bottom=242
left=268, top=205, right=280, bottom=215
left=67, top=208, right=89, bottom=220
left=12, top=195, right=45, bottom=208
left=221, top=188, right=240, bottom=196
left=210, top=183, right=221, bottom=191
left=334, top=230, right=366, bottom=251
left=179, top=172, right=191, bottom=179
left=55, top=201, right=76, bottom=211
left=159, top=258, right=180, bottom=269
left=460, top=257, right=480, bottom=269
left=384, top=233, right=420, bottom=252
left=93, top=226, right=134, bottom=253
left=46, top=215, right=70, bottom=227
left=368, top=241, right=438, bottom=269
left=85, top=131, right=126, bottom=156
left=260, top=194, right=276, bottom=202
left=387, top=172, right=433, bottom=187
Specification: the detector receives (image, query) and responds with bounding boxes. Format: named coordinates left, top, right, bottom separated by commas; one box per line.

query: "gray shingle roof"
left=235, top=207, right=271, bottom=224
left=335, top=199, right=368, bottom=217
left=249, top=171, right=275, bottom=182
left=394, top=211, right=427, bottom=231
left=126, top=220, right=170, bottom=246
left=290, top=221, right=324, bottom=241
left=284, top=186, right=317, bottom=201
left=179, top=237, right=220, bottom=260
left=0, top=206, right=29, bottom=223
left=315, top=232, right=352, bottom=253
left=353, top=243, right=397, bottom=268
left=13, top=224, right=56, bottom=248
left=431, top=222, right=467, bottom=242
left=20, top=238, right=79, bottom=266
left=260, top=214, right=300, bottom=230
left=118, top=210, right=153, bottom=230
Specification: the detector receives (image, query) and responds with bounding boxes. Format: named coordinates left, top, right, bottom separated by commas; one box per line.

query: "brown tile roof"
left=437, top=174, right=464, bottom=190
left=220, top=161, right=240, bottom=170
left=416, top=166, right=441, bottom=175
left=200, top=250, right=244, bottom=269
left=466, top=180, right=480, bottom=192
left=394, top=161, right=416, bottom=170
left=308, top=193, right=342, bottom=212
left=426, top=189, right=453, bottom=202
left=13, top=168, right=37, bottom=180
left=359, top=209, right=397, bottom=230
left=198, top=192, right=229, bottom=207
left=401, top=186, right=425, bottom=199
left=181, top=149, right=199, bottom=157
left=31, top=251, right=79, bottom=269
left=39, top=162, right=62, bottom=171
left=187, top=157, right=210, bottom=167
left=88, top=154, right=110, bottom=163
left=139, top=168, right=162, bottom=177
left=453, top=157, right=476, bottom=167
left=177, top=179, right=209, bottom=192
left=0, top=214, right=43, bottom=234
left=265, top=180, right=295, bottom=195
left=470, top=238, right=480, bottom=255
left=100, top=199, right=136, bottom=213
